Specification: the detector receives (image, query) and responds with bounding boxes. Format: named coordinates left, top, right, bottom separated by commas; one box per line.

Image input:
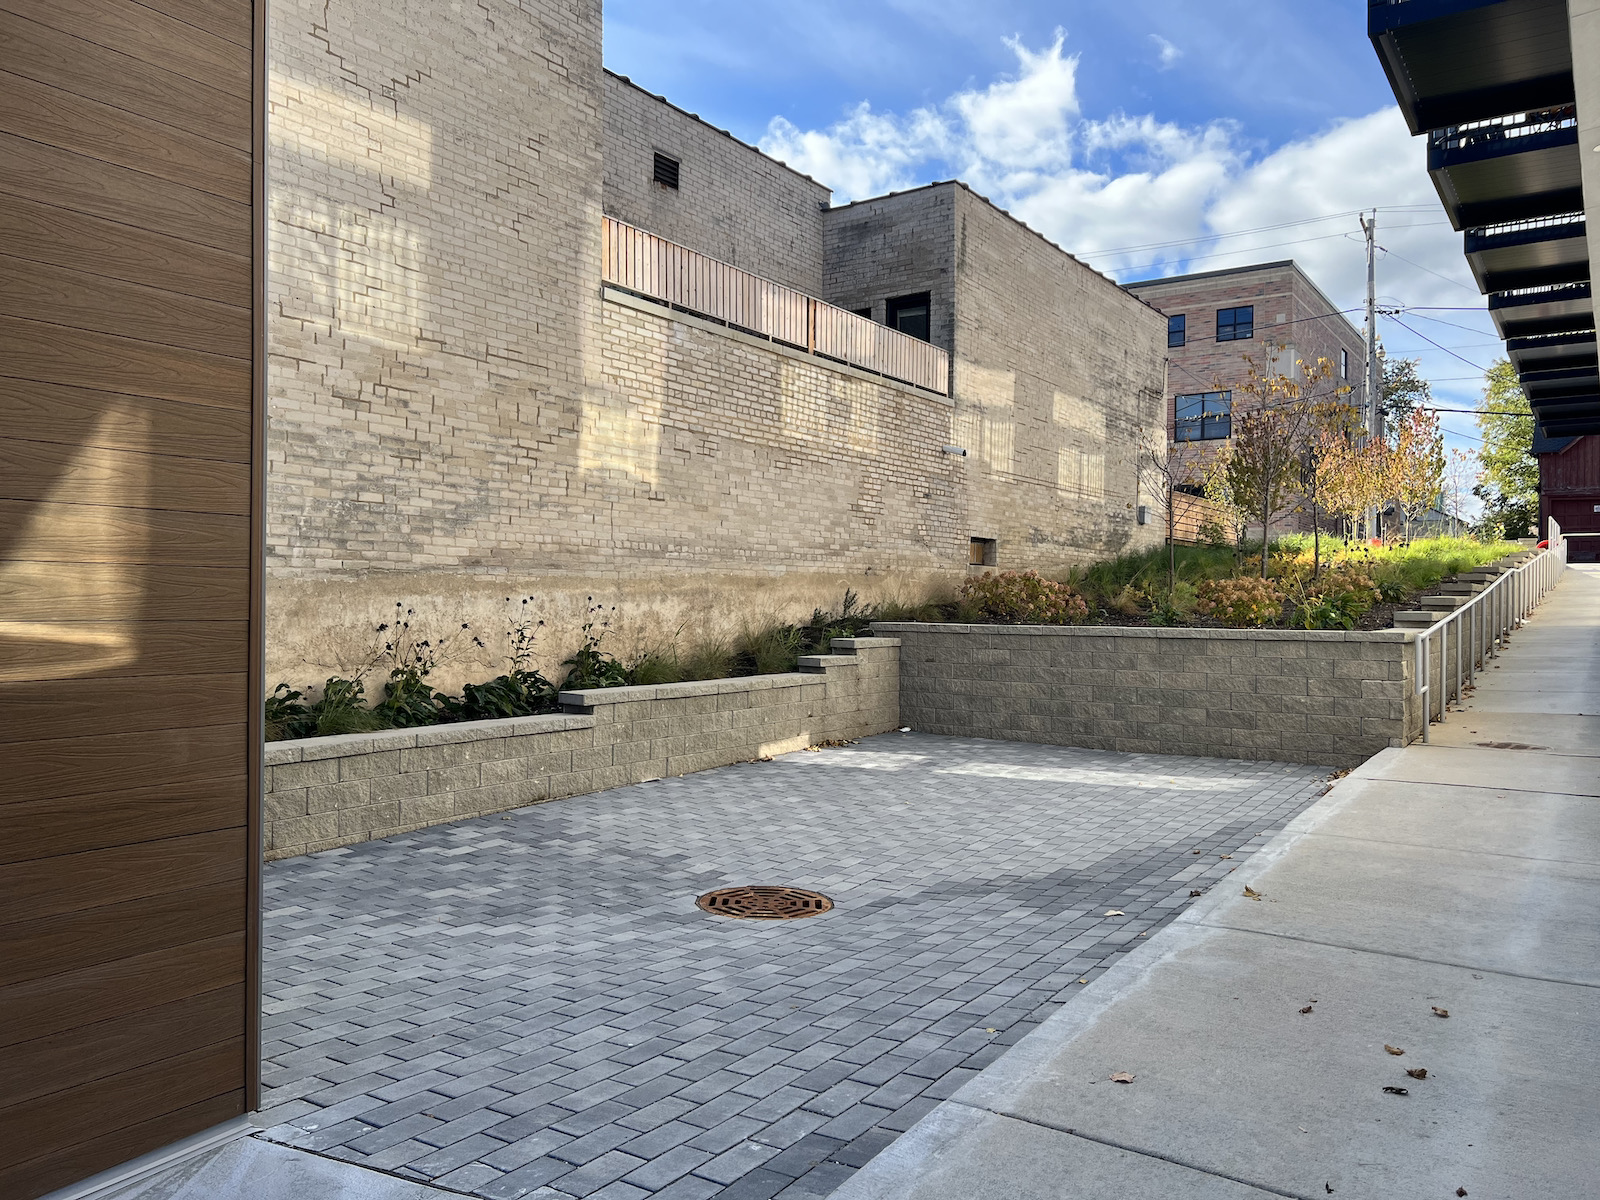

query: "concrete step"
left=1392, top=611, right=1436, bottom=628
left=1416, top=595, right=1464, bottom=612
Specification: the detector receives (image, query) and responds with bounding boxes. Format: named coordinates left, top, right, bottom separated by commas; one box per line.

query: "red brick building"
left=1126, top=261, right=1368, bottom=534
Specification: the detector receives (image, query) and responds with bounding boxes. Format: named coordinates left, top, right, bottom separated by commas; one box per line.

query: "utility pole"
left=1360, top=209, right=1380, bottom=539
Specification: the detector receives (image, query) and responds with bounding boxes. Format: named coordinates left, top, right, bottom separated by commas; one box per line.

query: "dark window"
left=652, top=152, right=680, bottom=189
left=1216, top=306, right=1253, bottom=341
left=969, top=537, right=997, bottom=566
left=1340, top=348, right=1349, bottom=379
left=1175, top=391, right=1233, bottom=442
left=851, top=306, right=872, bottom=319
left=886, top=292, right=931, bottom=342
left=1168, top=314, right=1186, bottom=348
left=1174, top=483, right=1206, bottom=498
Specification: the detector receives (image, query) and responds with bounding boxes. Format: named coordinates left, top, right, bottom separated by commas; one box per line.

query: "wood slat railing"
left=602, top=216, right=949, bottom=395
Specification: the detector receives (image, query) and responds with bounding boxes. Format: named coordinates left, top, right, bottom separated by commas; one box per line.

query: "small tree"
left=1385, top=408, right=1446, bottom=540
left=1223, top=352, right=1340, bottom=577
left=1473, top=359, right=1538, bottom=539
left=1136, top=428, right=1189, bottom=595
left=1298, top=393, right=1362, bottom=576
left=1380, top=352, right=1434, bottom=430
left=1200, top=444, right=1254, bottom=574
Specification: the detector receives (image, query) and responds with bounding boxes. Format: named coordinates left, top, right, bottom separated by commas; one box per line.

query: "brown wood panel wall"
left=0, top=0, right=261, bottom=1195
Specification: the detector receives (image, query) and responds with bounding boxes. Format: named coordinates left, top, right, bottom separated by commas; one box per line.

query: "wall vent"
left=652, top=152, right=680, bottom=189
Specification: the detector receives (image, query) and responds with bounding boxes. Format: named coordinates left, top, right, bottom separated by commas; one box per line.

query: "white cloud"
left=1150, top=34, right=1182, bottom=69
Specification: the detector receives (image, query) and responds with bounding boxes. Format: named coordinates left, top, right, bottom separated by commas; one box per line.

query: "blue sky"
left=606, top=1, right=1505, bottom=503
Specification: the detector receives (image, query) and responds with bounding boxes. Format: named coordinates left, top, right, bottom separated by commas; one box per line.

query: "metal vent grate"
left=696, top=886, right=833, bottom=919
left=652, top=152, right=680, bottom=189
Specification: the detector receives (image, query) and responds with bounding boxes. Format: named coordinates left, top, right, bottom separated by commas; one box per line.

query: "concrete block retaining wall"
left=262, top=638, right=899, bottom=859
left=874, top=623, right=1422, bottom=768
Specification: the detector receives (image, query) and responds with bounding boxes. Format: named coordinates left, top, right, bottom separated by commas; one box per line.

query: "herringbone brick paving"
left=258, top=733, right=1330, bottom=1198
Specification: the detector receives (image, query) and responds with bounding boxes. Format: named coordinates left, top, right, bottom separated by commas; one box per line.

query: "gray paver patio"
left=257, top=733, right=1330, bottom=1198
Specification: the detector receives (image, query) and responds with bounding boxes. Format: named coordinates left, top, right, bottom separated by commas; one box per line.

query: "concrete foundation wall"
left=603, top=72, right=830, bottom=294
left=262, top=638, right=900, bottom=858
left=878, top=622, right=1418, bottom=767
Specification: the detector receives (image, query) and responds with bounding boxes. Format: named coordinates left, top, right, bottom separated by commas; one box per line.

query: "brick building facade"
left=1126, top=261, right=1368, bottom=534
left=265, top=0, right=1165, bottom=690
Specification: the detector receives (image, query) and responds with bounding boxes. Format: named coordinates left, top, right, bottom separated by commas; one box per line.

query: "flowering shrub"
left=1292, top=569, right=1381, bottom=630
left=1195, top=577, right=1284, bottom=627
left=959, top=570, right=1089, bottom=625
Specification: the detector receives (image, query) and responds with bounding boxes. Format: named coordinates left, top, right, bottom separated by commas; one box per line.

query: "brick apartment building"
left=264, top=0, right=1167, bottom=688
left=1126, top=261, right=1368, bottom=534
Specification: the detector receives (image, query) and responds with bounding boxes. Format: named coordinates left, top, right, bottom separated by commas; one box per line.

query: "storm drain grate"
left=696, top=886, right=834, bottom=919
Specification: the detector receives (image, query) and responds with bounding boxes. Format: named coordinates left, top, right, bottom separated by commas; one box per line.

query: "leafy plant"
left=959, top=570, right=1089, bottom=625
left=1195, top=577, right=1283, bottom=627
left=561, top=601, right=629, bottom=690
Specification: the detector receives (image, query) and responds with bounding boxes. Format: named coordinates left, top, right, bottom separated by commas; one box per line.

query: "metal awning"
left=1508, top=329, right=1599, bottom=373
left=1464, top=213, right=1588, bottom=291
left=1427, top=107, right=1581, bottom=229
left=1370, top=0, right=1573, bottom=133
left=1488, top=281, right=1593, bottom=338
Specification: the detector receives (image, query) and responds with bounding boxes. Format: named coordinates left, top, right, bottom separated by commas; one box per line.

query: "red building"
left=1536, top=432, right=1600, bottom=561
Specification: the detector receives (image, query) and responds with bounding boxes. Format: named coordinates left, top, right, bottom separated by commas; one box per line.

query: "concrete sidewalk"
left=835, top=565, right=1600, bottom=1200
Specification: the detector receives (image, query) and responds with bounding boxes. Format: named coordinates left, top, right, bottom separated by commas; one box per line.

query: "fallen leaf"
left=1193, top=849, right=1203, bottom=855
left=1189, top=889, right=1204, bottom=897
left=1219, top=854, right=1233, bottom=859
left=985, top=1028, right=998, bottom=1033
left=1405, top=1068, right=1427, bottom=1080
left=1078, top=978, right=1089, bottom=984
left=1299, top=1005, right=1314, bottom=1014
left=1382, top=1086, right=1409, bottom=1096
left=1243, top=886, right=1264, bottom=900
left=1384, top=1045, right=1405, bottom=1056
left=1104, top=909, right=1125, bottom=916
left=1110, top=1072, right=1135, bottom=1083
left=1432, top=1006, right=1450, bottom=1018
left=1457, top=1189, right=1468, bottom=1197
left=1325, top=1186, right=1334, bottom=1196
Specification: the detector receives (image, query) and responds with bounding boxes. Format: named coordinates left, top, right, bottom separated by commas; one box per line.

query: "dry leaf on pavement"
left=1189, top=889, right=1204, bottom=897
left=1299, top=1005, right=1314, bottom=1014
left=1382, top=1086, right=1409, bottom=1096
left=1104, top=909, right=1125, bottom=916
left=1243, top=885, right=1263, bottom=900
left=1432, top=1006, right=1450, bottom=1018
left=1384, top=1045, right=1404, bottom=1056
left=1110, top=1072, right=1135, bottom=1083
left=1456, top=1189, right=1468, bottom=1197
left=1405, top=1067, right=1427, bottom=1080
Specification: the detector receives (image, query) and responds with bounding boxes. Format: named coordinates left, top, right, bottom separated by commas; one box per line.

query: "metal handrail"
left=600, top=216, right=950, bottom=395
left=1413, top=519, right=1568, bottom=742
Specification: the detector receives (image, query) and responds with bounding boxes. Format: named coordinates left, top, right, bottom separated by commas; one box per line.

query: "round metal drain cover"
left=696, top=886, right=833, bottom=919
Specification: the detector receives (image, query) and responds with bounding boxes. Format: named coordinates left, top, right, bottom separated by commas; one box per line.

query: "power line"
left=1383, top=313, right=1493, bottom=372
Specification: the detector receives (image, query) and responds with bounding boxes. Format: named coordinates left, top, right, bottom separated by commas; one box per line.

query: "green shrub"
left=1195, top=577, right=1283, bottom=627
left=959, top=570, right=1090, bottom=625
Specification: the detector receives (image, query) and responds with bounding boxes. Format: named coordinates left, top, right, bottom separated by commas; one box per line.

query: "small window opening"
left=886, top=293, right=932, bottom=342
left=851, top=306, right=872, bottom=319
left=1168, top=314, right=1186, bottom=348
left=969, top=537, right=998, bottom=566
left=1340, top=348, right=1350, bottom=379
left=652, top=152, right=680, bottom=189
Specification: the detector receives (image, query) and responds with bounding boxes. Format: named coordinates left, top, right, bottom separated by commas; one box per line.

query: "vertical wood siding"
left=0, top=1, right=261, bottom=1195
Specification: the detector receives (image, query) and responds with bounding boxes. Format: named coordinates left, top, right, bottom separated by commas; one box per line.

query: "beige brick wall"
left=261, top=638, right=900, bottom=859
left=603, top=72, right=830, bottom=294
left=881, top=622, right=1417, bottom=767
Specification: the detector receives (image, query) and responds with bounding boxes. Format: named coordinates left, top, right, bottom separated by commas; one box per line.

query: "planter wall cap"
left=301, top=729, right=419, bottom=758
left=263, top=744, right=304, bottom=766
left=798, top=654, right=860, bottom=671
left=830, top=637, right=902, bottom=649
left=559, top=672, right=811, bottom=708
left=874, top=621, right=1411, bottom=642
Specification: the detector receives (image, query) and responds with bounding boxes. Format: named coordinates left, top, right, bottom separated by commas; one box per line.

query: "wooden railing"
left=601, top=216, right=949, bottom=395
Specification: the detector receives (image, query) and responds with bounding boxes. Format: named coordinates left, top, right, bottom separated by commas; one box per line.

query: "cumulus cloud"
left=758, top=31, right=1482, bottom=324
left=1150, top=34, right=1182, bottom=69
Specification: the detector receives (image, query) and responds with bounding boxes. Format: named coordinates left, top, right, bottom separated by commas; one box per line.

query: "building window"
left=1168, top=314, right=1186, bottom=348
left=969, top=537, right=997, bottom=566
left=851, top=306, right=872, bottom=319
left=1340, top=348, right=1350, bottom=379
left=886, top=293, right=931, bottom=342
left=652, top=152, right=680, bottom=189
left=1175, top=391, right=1233, bottom=441
left=1216, top=306, right=1254, bottom=342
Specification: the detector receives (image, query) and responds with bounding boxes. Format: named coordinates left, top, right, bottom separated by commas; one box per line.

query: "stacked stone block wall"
left=261, top=639, right=900, bottom=859
left=879, top=622, right=1418, bottom=767
left=603, top=71, right=830, bottom=294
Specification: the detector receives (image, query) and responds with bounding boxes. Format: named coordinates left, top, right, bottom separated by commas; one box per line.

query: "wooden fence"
left=601, top=217, right=949, bottom=395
